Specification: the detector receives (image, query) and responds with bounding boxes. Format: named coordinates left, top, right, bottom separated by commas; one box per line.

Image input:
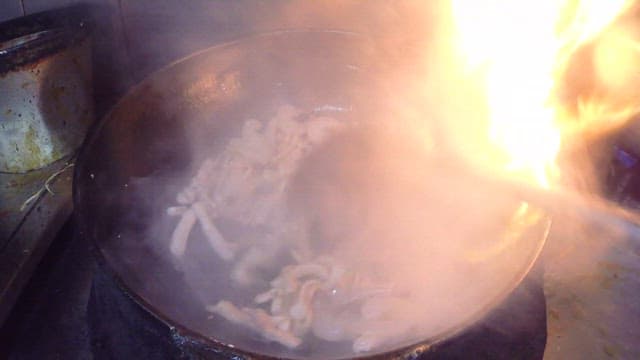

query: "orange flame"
left=448, top=0, right=634, bottom=188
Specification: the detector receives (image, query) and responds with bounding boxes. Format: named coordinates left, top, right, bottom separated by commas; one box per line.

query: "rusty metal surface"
left=0, top=18, right=93, bottom=173
left=543, top=224, right=640, bottom=360
left=0, top=9, right=92, bottom=319
left=542, top=148, right=640, bottom=360
left=0, top=6, right=90, bottom=75
left=0, top=159, right=74, bottom=326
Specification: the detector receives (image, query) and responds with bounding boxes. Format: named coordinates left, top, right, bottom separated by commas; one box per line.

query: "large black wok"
left=74, top=31, right=549, bottom=359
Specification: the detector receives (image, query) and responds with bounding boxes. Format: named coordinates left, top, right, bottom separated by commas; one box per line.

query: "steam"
left=112, top=1, right=640, bottom=358
left=287, top=120, right=548, bottom=333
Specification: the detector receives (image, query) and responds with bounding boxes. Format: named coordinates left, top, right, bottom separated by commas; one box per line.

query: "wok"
left=74, top=31, right=550, bottom=359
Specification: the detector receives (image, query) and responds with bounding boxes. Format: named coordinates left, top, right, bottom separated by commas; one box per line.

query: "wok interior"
left=75, top=32, right=548, bottom=359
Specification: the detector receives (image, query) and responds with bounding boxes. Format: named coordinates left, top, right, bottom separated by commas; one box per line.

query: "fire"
left=447, top=0, right=634, bottom=188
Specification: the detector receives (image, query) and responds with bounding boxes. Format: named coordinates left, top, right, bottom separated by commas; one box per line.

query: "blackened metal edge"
left=0, top=5, right=92, bottom=75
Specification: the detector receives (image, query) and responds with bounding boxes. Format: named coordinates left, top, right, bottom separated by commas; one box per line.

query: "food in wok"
left=165, top=104, right=546, bottom=354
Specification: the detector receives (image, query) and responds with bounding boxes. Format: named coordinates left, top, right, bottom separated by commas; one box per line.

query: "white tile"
left=0, top=1, right=23, bottom=23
